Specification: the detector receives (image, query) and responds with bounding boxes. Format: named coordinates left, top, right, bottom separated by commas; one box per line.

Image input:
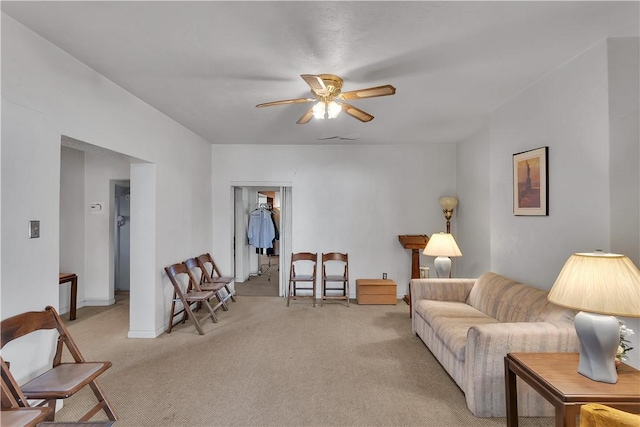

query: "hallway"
left=234, top=254, right=279, bottom=297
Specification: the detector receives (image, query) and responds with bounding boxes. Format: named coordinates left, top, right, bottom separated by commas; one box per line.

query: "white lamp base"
left=433, top=256, right=451, bottom=278
left=574, top=311, right=619, bottom=383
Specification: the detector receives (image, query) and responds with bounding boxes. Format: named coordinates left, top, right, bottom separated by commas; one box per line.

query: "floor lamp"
left=439, top=196, right=458, bottom=233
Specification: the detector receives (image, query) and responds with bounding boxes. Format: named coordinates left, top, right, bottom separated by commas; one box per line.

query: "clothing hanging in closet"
left=266, top=211, right=279, bottom=255
left=248, top=207, right=276, bottom=249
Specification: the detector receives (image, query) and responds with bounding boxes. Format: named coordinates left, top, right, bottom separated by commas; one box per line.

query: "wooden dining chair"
left=321, top=252, right=350, bottom=307
left=1, top=356, right=54, bottom=426
left=165, top=262, right=219, bottom=335
left=185, top=257, right=228, bottom=312
left=0, top=307, right=117, bottom=422
left=287, top=252, right=317, bottom=307
left=196, top=253, right=236, bottom=304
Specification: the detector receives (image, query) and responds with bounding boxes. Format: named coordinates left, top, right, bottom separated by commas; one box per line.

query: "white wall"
left=490, top=40, right=612, bottom=288
left=59, top=147, right=85, bottom=315
left=456, top=127, right=491, bottom=278
left=606, top=37, right=640, bottom=370
left=212, top=143, right=456, bottom=298
left=459, top=38, right=640, bottom=368
left=1, top=14, right=213, bottom=382
left=607, top=38, right=639, bottom=263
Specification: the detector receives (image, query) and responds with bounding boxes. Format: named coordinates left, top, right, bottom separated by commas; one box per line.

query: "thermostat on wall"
left=90, top=203, right=103, bottom=213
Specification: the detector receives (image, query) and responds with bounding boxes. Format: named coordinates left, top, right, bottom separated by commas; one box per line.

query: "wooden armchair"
left=0, top=306, right=116, bottom=422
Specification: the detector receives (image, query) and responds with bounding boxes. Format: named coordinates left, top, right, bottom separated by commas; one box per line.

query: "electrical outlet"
left=29, top=220, right=40, bottom=239
left=382, top=273, right=387, bottom=279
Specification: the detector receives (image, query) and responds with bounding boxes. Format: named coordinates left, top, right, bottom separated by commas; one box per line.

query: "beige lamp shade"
left=423, top=232, right=462, bottom=257
left=548, top=252, right=640, bottom=317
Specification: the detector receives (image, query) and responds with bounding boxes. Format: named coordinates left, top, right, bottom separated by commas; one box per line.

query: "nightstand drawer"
left=356, top=279, right=397, bottom=305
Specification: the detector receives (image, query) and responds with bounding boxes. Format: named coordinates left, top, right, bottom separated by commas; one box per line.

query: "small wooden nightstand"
left=355, top=279, right=397, bottom=305
left=504, top=352, right=640, bottom=427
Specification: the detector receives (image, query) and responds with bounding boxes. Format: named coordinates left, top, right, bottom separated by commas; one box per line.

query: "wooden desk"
left=59, top=273, right=78, bottom=321
left=505, top=352, right=640, bottom=427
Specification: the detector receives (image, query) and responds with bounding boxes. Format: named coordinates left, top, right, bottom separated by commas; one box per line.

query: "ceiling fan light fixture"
left=327, top=101, right=341, bottom=119
left=312, top=101, right=325, bottom=119
left=257, top=74, right=396, bottom=124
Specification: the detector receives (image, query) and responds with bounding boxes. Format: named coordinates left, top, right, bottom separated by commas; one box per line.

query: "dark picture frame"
left=513, top=146, right=548, bottom=216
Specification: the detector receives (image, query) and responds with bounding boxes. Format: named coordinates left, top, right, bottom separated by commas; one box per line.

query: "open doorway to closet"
left=232, top=186, right=291, bottom=297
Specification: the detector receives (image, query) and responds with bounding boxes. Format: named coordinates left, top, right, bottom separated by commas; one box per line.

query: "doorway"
left=114, top=182, right=131, bottom=291
left=232, top=185, right=291, bottom=297
left=60, top=137, right=158, bottom=338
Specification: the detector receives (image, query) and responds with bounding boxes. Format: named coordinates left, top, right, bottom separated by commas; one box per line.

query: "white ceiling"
left=2, top=1, right=638, bottom=145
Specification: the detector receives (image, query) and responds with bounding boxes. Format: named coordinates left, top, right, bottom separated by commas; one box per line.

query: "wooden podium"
left=398, top=235, right=429, bottom=314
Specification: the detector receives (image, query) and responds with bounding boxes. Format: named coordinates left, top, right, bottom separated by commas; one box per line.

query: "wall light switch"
left=29, top=220, right=40, bottom=239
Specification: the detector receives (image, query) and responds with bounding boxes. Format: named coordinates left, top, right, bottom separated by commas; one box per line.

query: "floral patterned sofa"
left=411, top=272, right=579, bottom=417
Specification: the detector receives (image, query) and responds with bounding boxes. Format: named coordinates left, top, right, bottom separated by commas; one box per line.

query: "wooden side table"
left=59, top=273, right=78, bottom=321
left=355, top=279, right=397, bottom=305
left=505, top=352, right=640, bottom=427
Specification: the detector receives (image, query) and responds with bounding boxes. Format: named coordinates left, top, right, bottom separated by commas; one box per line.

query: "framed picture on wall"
left=513, top=146, right=548, bottom=216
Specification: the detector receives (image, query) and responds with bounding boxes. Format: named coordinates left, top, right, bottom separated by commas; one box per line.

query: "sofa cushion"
left=466, top=272, right=574, bottom=323
left=429, top=315, right=499, bottom=362
left=414, top=300, right=492, bottom=326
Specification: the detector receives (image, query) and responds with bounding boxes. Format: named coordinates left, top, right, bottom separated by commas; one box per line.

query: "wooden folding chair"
left=196, top=253, right=236, bottom=304
left=321, top=252, right=350, bottom=307
left=2, top=356, right=54, bottom=426
left=287, top=252, right=317, bottom=307
left=185, top=257, right=228, bottom=312
left=165, top=262, right=219, bottom=335
left=0, top=307, right=116, bottom=422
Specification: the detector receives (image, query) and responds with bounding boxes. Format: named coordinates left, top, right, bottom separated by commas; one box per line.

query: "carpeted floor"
left=55, top=293, right=554, bottom=427
left=235, top=255, right=280, bottom=297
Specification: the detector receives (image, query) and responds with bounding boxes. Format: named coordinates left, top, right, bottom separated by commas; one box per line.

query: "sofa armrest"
left=410, top=278, right=475, bottom=303
left=464, top=321, right=579, bottom=417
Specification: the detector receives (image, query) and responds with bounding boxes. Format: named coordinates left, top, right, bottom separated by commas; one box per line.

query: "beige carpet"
left=235, top=255, right=280, bottom=297
left=56, top=294, right=553, bottom=427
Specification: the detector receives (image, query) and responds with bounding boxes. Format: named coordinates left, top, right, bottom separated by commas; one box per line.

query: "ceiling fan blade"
left=256, top=98, right=314, bottom=108
left=342, top=103, right=374, bottom=122
left=301, top=74, right=329, bottom=96
left=296, top=107, right=314, bottom=124
left=338, top=84, right=396, bottom=101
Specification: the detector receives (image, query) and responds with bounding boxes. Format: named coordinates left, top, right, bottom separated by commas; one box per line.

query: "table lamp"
left=423, top=232, right=462, bottom=278
left=548, top=251, right=640, bottom=383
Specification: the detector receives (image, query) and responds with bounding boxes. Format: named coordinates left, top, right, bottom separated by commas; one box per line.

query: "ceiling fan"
left=256, top=74, right=396, bottom=124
